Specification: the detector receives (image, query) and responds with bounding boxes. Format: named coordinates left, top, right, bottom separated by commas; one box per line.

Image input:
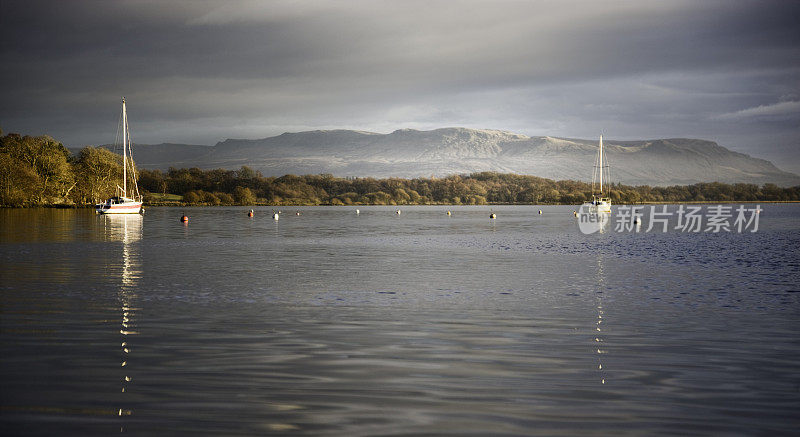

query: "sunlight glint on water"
left=1, top=205, right=799, bottom=435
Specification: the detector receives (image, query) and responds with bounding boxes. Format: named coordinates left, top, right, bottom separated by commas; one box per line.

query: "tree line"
left=137, top=167, right=800, bottom=206
left=2, top=130, right=799, bottom=207
left=0, top=131, right=130, bottom=207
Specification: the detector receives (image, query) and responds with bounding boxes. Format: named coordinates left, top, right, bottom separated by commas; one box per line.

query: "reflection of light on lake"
left=103, top=215, right=142, bottom=425
left=594, top=255, right=607, bottom=385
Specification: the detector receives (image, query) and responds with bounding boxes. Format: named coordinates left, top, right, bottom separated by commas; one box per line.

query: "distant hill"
left=70, top=143, right=210, bottom=168
left=72, top=128, right=800, bottom=186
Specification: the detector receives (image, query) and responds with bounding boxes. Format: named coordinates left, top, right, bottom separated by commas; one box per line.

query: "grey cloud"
left=1, top=0, right=799, bottom=172
left=715, top=101, right=800, bottom=121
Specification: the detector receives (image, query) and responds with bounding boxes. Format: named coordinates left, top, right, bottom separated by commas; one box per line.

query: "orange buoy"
left=248, top=209, right=254, bottom=217
left=180, top=215, right=188, bottom=223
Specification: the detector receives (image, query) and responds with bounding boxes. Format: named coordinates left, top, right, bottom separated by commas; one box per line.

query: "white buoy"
left=490, top=213, right=496, bottom=219
left=396, top=209, right=401, bottom=215
left=273, top=213, right=279, bottom=220
left=356, top=209, right=360, bottom=215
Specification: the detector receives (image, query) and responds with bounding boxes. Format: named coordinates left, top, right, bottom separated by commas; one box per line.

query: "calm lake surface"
left=1, top=205, right=799, bottom=435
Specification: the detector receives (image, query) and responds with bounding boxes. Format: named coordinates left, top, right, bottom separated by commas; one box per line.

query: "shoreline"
left=5, top=200, right=798, bottom=209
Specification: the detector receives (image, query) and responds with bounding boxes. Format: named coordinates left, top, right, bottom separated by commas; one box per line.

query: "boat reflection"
left=576, top=206, right=610, bottom=235
left=594, top=255, right=607, bottom=385
left=103, top=215, right=142, bottom=425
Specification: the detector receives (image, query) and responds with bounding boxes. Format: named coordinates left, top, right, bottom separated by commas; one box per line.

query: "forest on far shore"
left=2, top=131, right=799, bottom=207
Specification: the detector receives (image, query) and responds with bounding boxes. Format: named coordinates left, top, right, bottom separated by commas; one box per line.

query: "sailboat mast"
left=122, top=98, right=127, bottom=197
left=598, top=135, right=603, bottom=194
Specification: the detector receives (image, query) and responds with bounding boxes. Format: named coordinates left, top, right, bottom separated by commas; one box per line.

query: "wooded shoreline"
left=3, top=131, right=799, bottom=207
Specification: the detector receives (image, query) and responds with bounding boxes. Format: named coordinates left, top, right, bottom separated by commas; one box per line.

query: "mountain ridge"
left=74, top=127, right=800, bottom=187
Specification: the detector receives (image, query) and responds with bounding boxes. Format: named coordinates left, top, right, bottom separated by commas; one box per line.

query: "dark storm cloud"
left=1, top=0, right=799, bottom=171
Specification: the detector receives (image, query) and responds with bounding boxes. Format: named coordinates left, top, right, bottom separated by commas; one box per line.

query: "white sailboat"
left=96, top=98, right=143, bottom=214
left=582, top=135, right=612, bottom=215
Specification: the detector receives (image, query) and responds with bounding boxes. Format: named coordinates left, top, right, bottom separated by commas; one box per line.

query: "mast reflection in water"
left=594, top=255, right=607, bottom=385
left=103, top=215, right=142, bottom=427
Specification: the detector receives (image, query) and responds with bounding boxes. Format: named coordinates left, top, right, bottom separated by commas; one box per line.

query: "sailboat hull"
left=96, top=201, right=142, bottom=214
left=582, top=200, right=611, bottom=215
left=96, top=202, right=142, bottom=214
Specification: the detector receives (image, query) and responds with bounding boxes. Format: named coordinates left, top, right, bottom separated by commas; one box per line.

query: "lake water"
left=1, top=205, right=799, bottom=435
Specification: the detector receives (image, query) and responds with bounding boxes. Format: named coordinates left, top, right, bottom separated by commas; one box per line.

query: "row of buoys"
left=180, top=208, right=578, bottom=223
left=183, top=206, right=762, bottom=225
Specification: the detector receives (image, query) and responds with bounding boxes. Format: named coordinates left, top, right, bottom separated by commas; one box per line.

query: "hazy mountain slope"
left=69, top=143, right=210, bottom=169
left=126, top=143, right=211, bottom=168
left=211, top=130, right=379, bottom=159
left=363, top=128, right=527, bottom=161
left=91, top=128, right=800, bottom=186
left=492, top=137, right=796, bottom=186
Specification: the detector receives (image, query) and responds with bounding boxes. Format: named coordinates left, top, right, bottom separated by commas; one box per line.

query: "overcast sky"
left=2, top=0, right=799, bottom=172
